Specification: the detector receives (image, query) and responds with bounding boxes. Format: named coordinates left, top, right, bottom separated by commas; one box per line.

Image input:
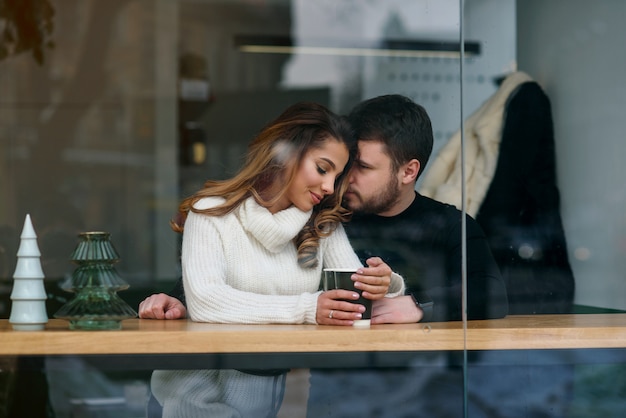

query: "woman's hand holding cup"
left=352, top=257, right=392, bottom=300
left=316, top=289, right=365, bottom=326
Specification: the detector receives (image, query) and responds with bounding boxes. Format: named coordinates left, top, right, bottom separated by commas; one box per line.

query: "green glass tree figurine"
left=54, top=231, right=137, bottom=330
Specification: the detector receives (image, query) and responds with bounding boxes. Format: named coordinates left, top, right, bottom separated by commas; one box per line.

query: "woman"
left=151, top=102, right=405, bottom=417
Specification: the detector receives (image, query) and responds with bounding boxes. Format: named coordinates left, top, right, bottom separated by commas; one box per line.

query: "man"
left=139, top=94, right=508, bottom=324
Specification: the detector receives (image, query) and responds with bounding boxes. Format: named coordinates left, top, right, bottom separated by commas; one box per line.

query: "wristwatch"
left=409, top=291, right=434, bottom=323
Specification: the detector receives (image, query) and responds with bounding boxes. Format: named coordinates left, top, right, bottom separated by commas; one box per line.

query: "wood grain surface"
left=2, top=314, right=626, bottom=356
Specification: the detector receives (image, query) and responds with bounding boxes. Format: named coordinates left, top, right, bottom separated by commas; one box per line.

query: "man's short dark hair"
left=348, top=94, right=434, bottom=178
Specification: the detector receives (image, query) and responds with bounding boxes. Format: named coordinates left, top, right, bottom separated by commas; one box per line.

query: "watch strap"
left=409, top=291, right=434, bottom=322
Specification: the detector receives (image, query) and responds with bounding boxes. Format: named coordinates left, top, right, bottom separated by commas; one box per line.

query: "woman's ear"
left=401, top=159, right=420, bottom=185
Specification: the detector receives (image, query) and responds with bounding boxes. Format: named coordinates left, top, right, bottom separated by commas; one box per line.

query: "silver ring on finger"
left=329, top=310, right=334, bottom=319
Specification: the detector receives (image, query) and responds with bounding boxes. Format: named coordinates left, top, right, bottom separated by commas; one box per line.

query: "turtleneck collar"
left=238, top=197, right=312, bottom=253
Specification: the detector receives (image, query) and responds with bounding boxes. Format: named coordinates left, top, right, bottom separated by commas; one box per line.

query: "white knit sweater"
left=181, top=196, right=405, bottom=325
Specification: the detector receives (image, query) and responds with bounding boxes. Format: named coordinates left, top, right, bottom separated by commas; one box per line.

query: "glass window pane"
left=3, top=1, right=625, bottom=417
left=463, top=1, right=626, bottom=417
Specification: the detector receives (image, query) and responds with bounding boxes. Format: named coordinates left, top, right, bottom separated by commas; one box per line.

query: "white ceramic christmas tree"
left=9, top=214, right=48, bottom=331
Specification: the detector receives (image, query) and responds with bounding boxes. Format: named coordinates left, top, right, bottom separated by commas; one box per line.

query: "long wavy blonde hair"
left=172, top=101, right=356, bottom=268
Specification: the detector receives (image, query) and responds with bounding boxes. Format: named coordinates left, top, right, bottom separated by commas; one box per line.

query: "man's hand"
left=139, top=293, right=187, bottom=319
left=370, top=295, right=422, bottom=324
left=352, top=257, right=392, bottom=300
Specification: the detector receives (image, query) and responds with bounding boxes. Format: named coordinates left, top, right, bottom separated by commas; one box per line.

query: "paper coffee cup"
left=322, top=268, right=372, bottom=327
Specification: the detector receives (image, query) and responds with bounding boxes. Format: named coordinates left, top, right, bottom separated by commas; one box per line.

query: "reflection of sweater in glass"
left=181, top=196, right=405, bottom=324
left=345, top=192, right=508, bottom=321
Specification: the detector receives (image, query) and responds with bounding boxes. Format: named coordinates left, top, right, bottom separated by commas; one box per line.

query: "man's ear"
left=400, top=159, right=420, bottom=184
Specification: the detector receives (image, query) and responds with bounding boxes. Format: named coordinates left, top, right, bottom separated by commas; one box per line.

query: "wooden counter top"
left=2, top=314, right=626, bottom=356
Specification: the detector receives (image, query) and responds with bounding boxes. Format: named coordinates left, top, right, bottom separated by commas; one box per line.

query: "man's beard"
left=348, top=176, right=401, bottom=214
